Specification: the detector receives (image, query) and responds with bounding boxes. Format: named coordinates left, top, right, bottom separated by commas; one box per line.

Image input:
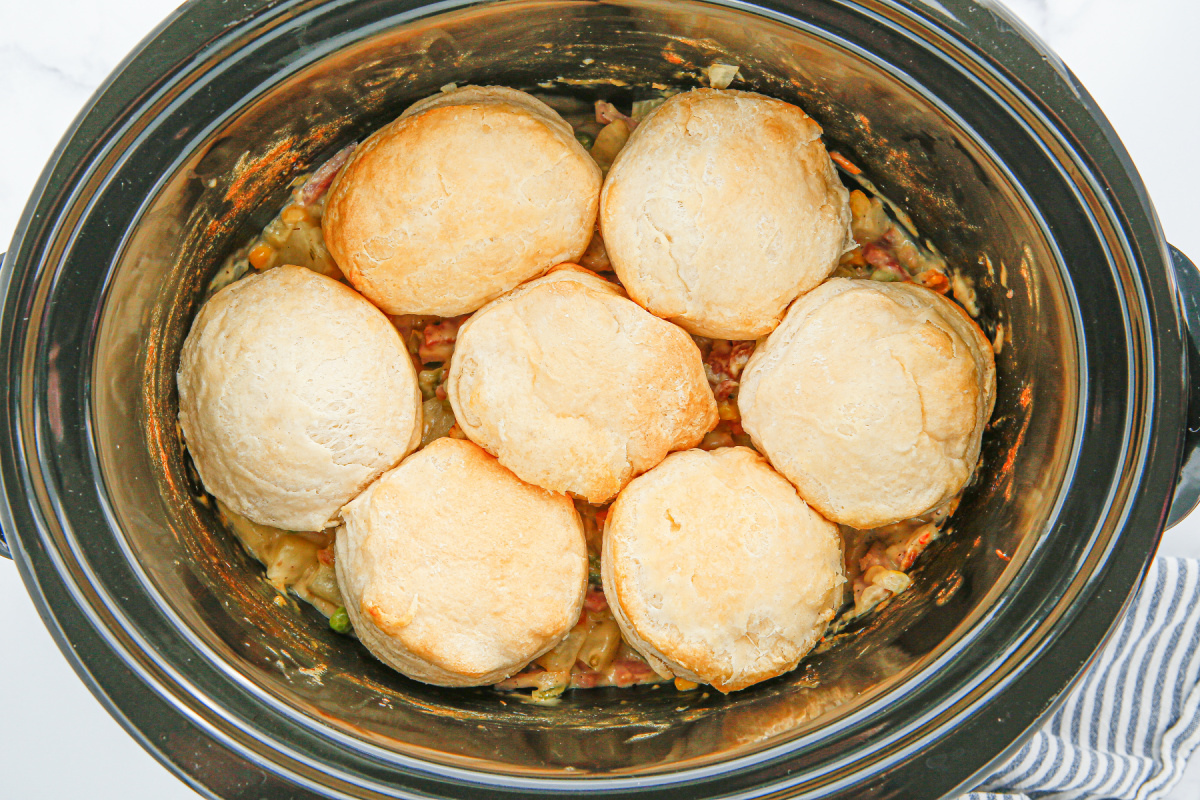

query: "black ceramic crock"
left=2, top=0, right=1199, bottom=798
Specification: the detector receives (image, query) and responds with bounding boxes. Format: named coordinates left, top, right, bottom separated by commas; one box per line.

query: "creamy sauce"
left=216, top=500, right=343, bottom=618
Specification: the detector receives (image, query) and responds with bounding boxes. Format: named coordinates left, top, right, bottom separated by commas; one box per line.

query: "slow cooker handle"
left=0, top=251, right=6, bottom=558
left=1168, top=244, right=1200, bottom=528
left=0, top=252, right=6, bottom=558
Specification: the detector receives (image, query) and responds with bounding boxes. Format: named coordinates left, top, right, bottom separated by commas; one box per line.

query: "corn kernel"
left=280, top=204, right=308, bottom=224
left=248, top=243, right=275, bottom=270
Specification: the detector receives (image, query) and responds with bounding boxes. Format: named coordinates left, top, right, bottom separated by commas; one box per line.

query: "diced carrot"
left=830, top=151, right=862, bottom=175
left=917, top=269, right=951, bottom=294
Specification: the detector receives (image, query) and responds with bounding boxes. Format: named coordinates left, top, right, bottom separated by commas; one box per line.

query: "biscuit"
left=446, top=265, right=718, bottom=502
left=322, top=86, right=602, bottom=316
left=599, top=89, right=852, bottom=339
left=335, top=438, right=588, bottom=686
left=177, top=265, right=422, bottom=531
left=738, top=278, right=997, bottom=529
left=601, top=447, right=845, bottom=692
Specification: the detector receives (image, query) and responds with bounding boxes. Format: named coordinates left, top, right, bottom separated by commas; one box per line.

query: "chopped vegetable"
left=590, top=120, right=631, bottom=172
left=830, top=151, right=862, bottom=175
left=577, top=618, right=621, bottom=672
left=280, top=204, right=308, bottom=224
left=531, top=681, right=568, bottom=703
left=306, top=564, right=343, bottom=606
left=248, top=243, right=275, bottom=271
left=329, top=607, right=352, bottom=634
left=537, top=624, right=590, bottom=673
left=268, top=212, right=342, bottom=279
left=917, top=269, right=951, bottom=294
left=631, top=94, right=675, bottom=120
left=418, top=366, right=444, bottom=400
left=705, top=63, right=741, bottom=89
left=420, top=397, right=457, bottom=446
left=717, top=398, right=739, bottom=421
left=575, top=131, right=595, bottom=149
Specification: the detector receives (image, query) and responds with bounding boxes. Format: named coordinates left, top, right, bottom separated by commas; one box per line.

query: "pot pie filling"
left=188, top=87, right=991, bottom=702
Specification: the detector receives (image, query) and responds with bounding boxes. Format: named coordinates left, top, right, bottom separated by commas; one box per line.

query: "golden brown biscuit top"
left=602, top=447, right=845, bottom=692
left=446, top=266, right=718, bottom=503
left=336, top=438, right=588, bottom=686
left=177, top=265, right=421, bottom=531
left=738, top=278, right=997, bottom=529
left=322, top=86, right=602, bottom=317
left=599, top=88, right=852, bottom=339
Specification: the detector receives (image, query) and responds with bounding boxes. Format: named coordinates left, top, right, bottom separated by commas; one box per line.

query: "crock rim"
left=0, top=0, right=1184, bottom=797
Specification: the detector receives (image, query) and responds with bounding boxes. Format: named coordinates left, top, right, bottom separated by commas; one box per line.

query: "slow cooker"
left=2, top=0, right=1198, bottom=797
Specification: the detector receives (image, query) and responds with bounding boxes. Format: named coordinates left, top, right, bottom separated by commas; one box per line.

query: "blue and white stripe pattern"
left=963, top=557, right=1200, bottom=800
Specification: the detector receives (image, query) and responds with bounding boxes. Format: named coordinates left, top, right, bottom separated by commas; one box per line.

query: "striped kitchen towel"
left=963, top=557, right=1200, bottom=800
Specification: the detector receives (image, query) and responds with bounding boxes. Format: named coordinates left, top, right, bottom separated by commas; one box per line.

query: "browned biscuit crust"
left=336, top=438, right=588, bottom=686
left=599, top=89, right=852, bottom=339
left=601, top=447, right=845, bottom=692
left=446, top=265, right=718, bottom=502
left=738, top=278, right=997, bottom=528
left=323, top=86, right=601, bottom=316
left=177, top=265, right=422, bottom=531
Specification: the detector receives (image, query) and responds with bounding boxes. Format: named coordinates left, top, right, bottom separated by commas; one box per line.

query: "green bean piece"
left=329, top=607, right=352, bottom=634
left=418, top=366, right=444, bottom=400
left=532, top=683, right=567, bottom=703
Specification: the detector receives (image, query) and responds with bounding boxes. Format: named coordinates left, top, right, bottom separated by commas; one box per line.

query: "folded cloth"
left=963, top=557, right=1200, bottom=800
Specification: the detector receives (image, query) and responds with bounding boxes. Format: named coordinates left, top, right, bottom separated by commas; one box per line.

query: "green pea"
left=575, top=131, right=595, bottom=149
left=329, top=607, right=352, bottom=634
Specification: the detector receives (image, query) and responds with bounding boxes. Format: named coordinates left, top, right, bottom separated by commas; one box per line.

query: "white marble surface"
left=1, top=1, right=1198, bottom=798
